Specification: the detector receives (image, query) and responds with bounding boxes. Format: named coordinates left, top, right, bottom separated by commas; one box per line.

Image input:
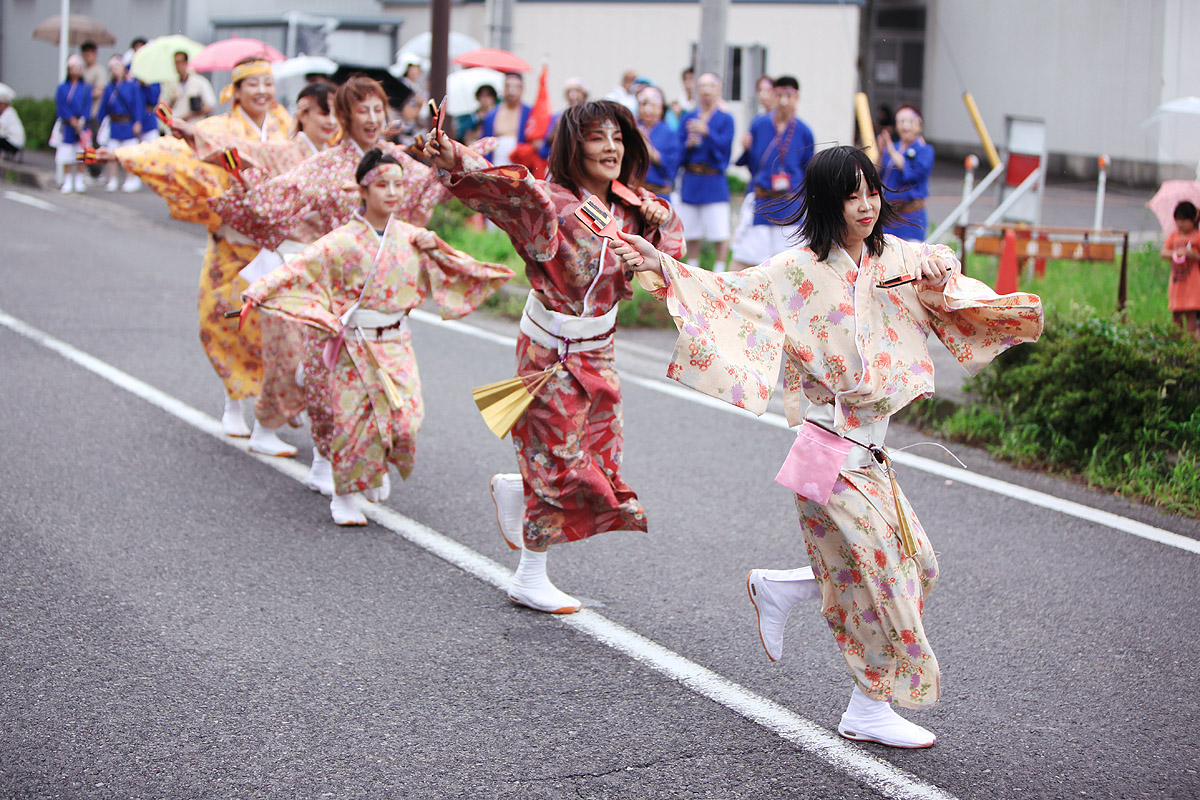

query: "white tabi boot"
left=121, top=175, right=141, bottom=192
left=330, top=492, right=367, bottom=526
left=489, top=473, right=525, bottom=550
left=248, top=420, right=298, bottom=457
left=837, top=685, right=936, bottom=749
left=362, top=472, right=391, bottom=503
left=305, top=452, right=334, bottom=496
left=221, top=397, right=251, bottom=437
left=746, top=567, right=821, bottom=662
left=508, top=548, right=581, bottom=614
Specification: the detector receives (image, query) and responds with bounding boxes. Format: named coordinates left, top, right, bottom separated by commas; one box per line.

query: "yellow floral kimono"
left=645, top=236, right=1044, bottom=708
left=116, top=104, right=293, bottom=402
left=243, top=214, right=514, bottom=494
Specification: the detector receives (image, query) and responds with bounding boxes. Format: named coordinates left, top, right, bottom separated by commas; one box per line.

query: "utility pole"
left=696, top=0, right=727, bottom=78
left=486, top=0, right=514, bottom=51
left=430, top=0, right=450, bottom=105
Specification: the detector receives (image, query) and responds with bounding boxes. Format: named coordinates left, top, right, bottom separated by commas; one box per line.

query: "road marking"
left=4, top=190, right=60, bottom=213
left=0, top=307, right=960, bottom=800
left=409, top=309, right=1200, bottom=557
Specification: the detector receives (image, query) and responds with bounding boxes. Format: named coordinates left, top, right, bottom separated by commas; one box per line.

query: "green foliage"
left=963, top=241, right=1168, bottom=326
left=727, top=172, right=747, bottom=196
left=929, top=314, right=1200, bottom=516
left=11, top=97, right=56, bottom=150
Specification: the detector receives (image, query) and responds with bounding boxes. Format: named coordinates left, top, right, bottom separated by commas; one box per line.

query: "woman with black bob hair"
left=425, top=100, right=685, bottom=615
left=613, top=144, right=1043, bottom=749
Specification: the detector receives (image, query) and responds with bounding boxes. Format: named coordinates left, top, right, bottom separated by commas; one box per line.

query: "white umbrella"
left=445, top=67, right=504, bottom=115
left=395, top=31, right=481, bottom=63
left=1142, top=96, right=1200, bottom=178
left=273, top=55, right=338, bottom=81
left=1142, top=96, right=1200, bottom=128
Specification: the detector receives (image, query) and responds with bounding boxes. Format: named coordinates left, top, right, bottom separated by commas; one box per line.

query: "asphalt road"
left=2, top=184, right=1199, bottom=800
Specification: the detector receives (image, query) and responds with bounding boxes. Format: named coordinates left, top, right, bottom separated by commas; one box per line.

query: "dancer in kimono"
left=242, top=149, right=514, bottom=525
left=101, top=56, right=295, bottom=453
left=424, top=100, right=686, bottom=614
left=208, top=75, right=460, bottom=496
left=612, top=145, right=1043, bottom=747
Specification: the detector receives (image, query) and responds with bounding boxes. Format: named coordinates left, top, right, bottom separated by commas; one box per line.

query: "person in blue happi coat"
left=730, top=75, right=814, bottom=269
left=99, top=56, right=145, bottom=192
left=677, top=72, right=734, bottom=271
left=876, top=104, right=935, bottom=241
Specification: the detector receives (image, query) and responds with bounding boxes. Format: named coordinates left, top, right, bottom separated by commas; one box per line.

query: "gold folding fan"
left=472, top=363, right=561, bottom=439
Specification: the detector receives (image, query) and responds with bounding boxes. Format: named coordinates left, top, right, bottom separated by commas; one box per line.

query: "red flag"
left=512, top=63, right=551, bottom=178
left=524, top=63, right=552, bottom=141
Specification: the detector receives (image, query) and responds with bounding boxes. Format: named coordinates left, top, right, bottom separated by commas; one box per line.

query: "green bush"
left=925, top=312, right=1200, bottom=516
left=12, top=97, right=56, bottom=150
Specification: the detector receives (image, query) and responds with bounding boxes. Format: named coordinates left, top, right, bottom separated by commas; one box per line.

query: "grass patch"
left=963, top=241, right=1169, bottom=326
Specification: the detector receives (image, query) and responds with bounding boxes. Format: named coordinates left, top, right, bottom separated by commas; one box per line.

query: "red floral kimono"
left=243, top=214, right=514, bottom=494
left=439, top=141, right=686, bottom=547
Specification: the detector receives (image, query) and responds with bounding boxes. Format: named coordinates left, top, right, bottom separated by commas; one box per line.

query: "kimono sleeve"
left=909, top=241, right=1044, bottom=375
left=115, top=137, right=227, bottom=230
left=242, top=238, right=341, bottom=335
left=640, top=253, right=786, bottom=415
left=417, top=233, right=516, bottom=320
left=440, top=139, right=559, bottom=262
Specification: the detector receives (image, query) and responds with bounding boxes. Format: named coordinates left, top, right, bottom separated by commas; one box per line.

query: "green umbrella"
left=130, top=34, right=204, bottom=85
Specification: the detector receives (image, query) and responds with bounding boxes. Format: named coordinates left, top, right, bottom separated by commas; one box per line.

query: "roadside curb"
left=3, top=160, right=53, bottom=191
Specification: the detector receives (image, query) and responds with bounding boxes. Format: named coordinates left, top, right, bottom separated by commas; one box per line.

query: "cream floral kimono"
left=645, top=236, right=1043, bottom=708
left=243, top=214, right=513, bottom=495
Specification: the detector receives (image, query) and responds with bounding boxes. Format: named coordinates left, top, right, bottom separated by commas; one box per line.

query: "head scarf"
left=219, top=59, right=273, bottom=105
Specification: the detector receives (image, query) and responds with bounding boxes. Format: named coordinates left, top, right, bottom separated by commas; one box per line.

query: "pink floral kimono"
left=643, top=237, right=1043, bottom=708
left=210, top=138, right=464, bottom=458
left=243, top=214, right=514, bottom=494
left=439, top=142, right=686, bottom=547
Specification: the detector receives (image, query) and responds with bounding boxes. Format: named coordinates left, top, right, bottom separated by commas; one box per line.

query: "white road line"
left=0, top=308, right=959, bottom=800
left=409, top=309, right=1200, bottom=557
left=4, top=190, right=60, bottom=213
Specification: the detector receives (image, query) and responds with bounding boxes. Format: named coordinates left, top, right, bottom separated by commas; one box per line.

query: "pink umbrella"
left=453, top=48, right=531, bottom=73
left=191, top=38, right=285, bottom=73
left=1146, top=179, right=1200, bottom=233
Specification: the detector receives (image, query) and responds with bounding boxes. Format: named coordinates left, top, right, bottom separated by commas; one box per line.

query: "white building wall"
left=402, top=1, right=859, bottom=173
left=925, top=0, right=1200, bottom=182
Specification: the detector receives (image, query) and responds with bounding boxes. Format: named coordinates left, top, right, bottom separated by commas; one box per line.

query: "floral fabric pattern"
left=198, top=234, right=263, bottom=399
left=243, top=216, right=513, bottom=494
left=210, top=140, right=452, bottom=251
left=441, top=141, right=686, bottom=545
left=647, top=237, right=1044, bottom=707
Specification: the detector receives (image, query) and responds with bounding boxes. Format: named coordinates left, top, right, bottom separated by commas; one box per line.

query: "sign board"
left=1000, top=115, right=1047, bottom=225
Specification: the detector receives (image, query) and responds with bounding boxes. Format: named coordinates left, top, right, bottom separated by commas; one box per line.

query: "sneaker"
left=330, top=493, right=368, bottom=526
left=121, top=176, right=141, bottom=193
left=490, top=473, right=525, bottom=550
left=106, top=177, right=119, bottom=192
left=72, top=174, right=86, bottom=193
left=837, top=686, right=936, bottom=749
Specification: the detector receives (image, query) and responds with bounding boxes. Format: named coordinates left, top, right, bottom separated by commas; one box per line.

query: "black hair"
left=777, top=145, right=899, bottom=261
left=504, top=72, right=524, bottom=83
left=132, top=37, right=147, bottom=48
left=681, top=66, right=694, bottom=78
left=475, top=84, right=497, bottom=101
left=81, top=41, right=97, bottom=53
left=547, top=100, right=649, bottom=198
left=1174, top=201, right=1197, bottom=221
left=775, top=75, right=799, bottom=92
left=355, top=148, right=402, bottom=185
left=296, top=81, right=334, bottom=114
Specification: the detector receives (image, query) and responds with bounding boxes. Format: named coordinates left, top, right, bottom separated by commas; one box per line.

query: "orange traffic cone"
left=995, top=228, right=1019, bottom=294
